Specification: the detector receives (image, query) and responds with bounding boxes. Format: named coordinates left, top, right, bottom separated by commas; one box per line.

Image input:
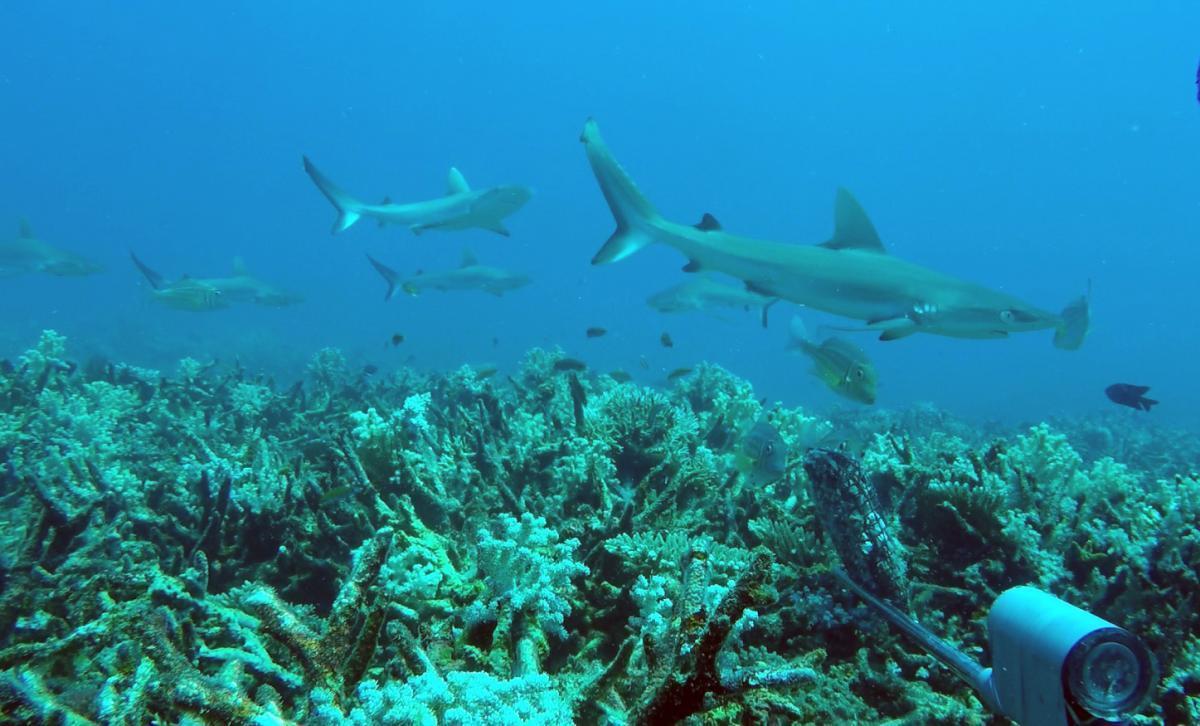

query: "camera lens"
left=1065, top=627, right=1155, bottom=719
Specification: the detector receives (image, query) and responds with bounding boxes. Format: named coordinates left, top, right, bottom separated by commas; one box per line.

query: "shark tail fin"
left=303, top=156, right=364, bottom=234
left=366, top=254, right=401, bottom=301
left=787, top=316, right=813, bottom=351
left=1053, top=291, right=1091, bottom=350
left=129, top=252, right=166, bottom=290
left=580, top=119, right=662, bottom=264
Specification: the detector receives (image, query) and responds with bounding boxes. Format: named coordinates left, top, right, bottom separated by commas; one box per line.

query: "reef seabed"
left=0, top=331, right=1196, bottom=724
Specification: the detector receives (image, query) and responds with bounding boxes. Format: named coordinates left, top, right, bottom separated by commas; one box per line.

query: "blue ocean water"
left=1, top=1, right=1197, bottom=427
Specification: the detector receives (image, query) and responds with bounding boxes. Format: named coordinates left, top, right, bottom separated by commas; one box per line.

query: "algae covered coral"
left=0, top=330, right=1196, bottom=724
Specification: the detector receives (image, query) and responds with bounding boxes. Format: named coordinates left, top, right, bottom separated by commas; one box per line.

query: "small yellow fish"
left=788, top=317, right=877, bottom=404
left=319, top=485, right=357, bottom=506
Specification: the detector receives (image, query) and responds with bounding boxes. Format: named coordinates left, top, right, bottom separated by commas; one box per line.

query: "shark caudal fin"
left=366, top=254, right=402, bottom=301
left=129, top=252, right=167, bottom=290
left=580, top=119, right=662, bottom=264
left=1053, top=291, right=1091, bottom=350
left=786, top=316, right=810, bottom=350
left=303, top=156, right=365, bottom=234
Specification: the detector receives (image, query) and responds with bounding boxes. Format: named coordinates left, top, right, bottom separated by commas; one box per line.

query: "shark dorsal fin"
left=447, top=167, right=470, bottom=195
left=821, top=188, right=885, bottom=253
left=694, top=213, right=722, bottom=232
left=460, top=249, right=478, bottom=268
left=232, top=256, right=248, bottom=276
left=17, top=219, right=33, bottom=239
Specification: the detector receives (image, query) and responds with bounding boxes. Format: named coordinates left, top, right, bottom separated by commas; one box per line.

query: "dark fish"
left=608, top=370, right=632, bottom=383
left=362, top=364, right=379, bottom=375
left=568, top=373, right=587, bottom=434
left=1105, top=383, right=1158, bottom=411
left=666, top=367, right=693, bottom=381
left=660, top=332, right=674, bottom=348
left=0, top=360, right=12, bottom=375
left=492, top=336, right=500, bottom=347
left=391, top=333, right=405, bottom=346
left=475, top=365, right=499, bottom=379
left=586, top=327, right=607, bottom=338
left=553, top=358, right=587, bottom=372
left=638, top=356, right=649, bottom=370
left=736, top=419, right=788, bottom=487
left=1196, top=59, right=1199, bottom=103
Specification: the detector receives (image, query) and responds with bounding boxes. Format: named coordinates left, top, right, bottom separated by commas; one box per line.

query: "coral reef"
left=0, top=331, right=1195, bottom=723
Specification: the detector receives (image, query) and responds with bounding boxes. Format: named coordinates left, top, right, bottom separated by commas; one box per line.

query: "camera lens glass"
left=1065, top=627, right=1155, bottom=718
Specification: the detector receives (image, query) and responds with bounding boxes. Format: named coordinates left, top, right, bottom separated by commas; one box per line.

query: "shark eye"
left=854, top=368, right=865, bottom=380
left=999, top=310, right=1014, bottom=323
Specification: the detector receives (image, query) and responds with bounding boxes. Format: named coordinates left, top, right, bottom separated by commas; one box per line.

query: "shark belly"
left=657, top=222, right=921, bottom=322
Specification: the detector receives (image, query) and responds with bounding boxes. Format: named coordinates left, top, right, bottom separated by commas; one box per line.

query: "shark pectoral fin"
left=410, top=224, right=428, bottom=236
left=486, top=288, right=505, bottom=297
left=446, top=168, right=470, bottom=195
left=682, top=259, right=704, bottom=273
left=482, top=222, right=511, bottom=237
left=878, top=329, right=916, bottom=341
left=693, top=213, right=722, bottom=231
left=821, top=188, right=886, bottom=253
left=744, top=280, right=779, bottom=298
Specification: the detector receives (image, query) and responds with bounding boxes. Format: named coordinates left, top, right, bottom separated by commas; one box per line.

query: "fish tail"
left=303, top=156, right=365, bottom=234
left=786, top=316, right=811, bottom=351
left=129, top=251, right=166, bottom=290
left=1053, top=292, right=1091, bottom=350
left=580, top=119, right=662, bottom=264
left=366, top=254, right=401, bottom=301
left=1141, top=397, right=1159, bottom=411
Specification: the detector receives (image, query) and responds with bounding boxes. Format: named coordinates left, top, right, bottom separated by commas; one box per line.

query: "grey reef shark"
left=367, top=250, right=530, bottom=300
left=580, top=119, right=1090, bottom=348
left=0, top=219, right=102, bottom=278
left=646, top=275, right=774, bottom=318
left=303, top=157, right=531, bottom=237
left=130, top=253, right=303, bottom=312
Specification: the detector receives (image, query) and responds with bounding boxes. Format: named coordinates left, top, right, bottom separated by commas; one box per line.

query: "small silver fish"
left=735, top=419, right=787, bottom=487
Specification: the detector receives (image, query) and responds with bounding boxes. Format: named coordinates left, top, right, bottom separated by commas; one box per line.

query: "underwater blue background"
left=1, top=1, right=1197, bottom=426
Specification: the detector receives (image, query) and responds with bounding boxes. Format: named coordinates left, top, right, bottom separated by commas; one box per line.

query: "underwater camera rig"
left=835, top=571, right=1156, bottom=725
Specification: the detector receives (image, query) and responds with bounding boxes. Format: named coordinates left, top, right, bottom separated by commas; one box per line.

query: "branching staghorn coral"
left=0, top=331, right=1195, bottom=723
